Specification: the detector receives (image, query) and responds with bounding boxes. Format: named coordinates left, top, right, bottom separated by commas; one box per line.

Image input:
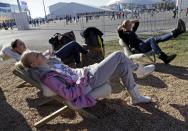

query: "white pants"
left=87, top=51, right=136, bottom=99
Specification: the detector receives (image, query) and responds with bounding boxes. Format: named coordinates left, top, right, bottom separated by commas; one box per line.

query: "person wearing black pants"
left=54, top=41, right=88, bottom=67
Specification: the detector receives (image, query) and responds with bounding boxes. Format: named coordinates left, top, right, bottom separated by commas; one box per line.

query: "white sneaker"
left=135, top=64, right=155, bottom=78
left=132, top=95, right=152, bottom=104
left=128, top=86, right=152, bottom=104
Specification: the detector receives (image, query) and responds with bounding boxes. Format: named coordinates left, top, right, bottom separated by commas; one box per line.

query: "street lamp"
left=17, top=0, right=22, bottom=13
left=43, top=0, right=47, bottom=20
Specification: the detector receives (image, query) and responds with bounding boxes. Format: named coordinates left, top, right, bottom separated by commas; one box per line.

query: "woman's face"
left=29, top=52, right=47, bottom=67
left=14, top=39, right=27, bottom=54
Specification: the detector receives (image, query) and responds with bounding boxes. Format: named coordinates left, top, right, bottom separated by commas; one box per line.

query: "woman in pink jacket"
left=20, top=51, right=153, bottom=109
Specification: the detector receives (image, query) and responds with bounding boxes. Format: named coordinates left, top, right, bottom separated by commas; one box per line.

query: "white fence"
left=28, top=10, right=188, bottom=40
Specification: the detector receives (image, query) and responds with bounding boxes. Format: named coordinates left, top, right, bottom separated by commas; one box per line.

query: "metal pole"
left=43, top=0, right=47, bottom=20
left=17, top=0, right=22, bottom=13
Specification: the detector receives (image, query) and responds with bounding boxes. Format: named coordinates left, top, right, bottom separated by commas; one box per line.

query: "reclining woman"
left=0, top=39, right=27, bottom=61
left=0, top=39, right=88, bottom=67
left=20, top=50, right=153, bottom=109
left=118, top=19, right=186, bottom=64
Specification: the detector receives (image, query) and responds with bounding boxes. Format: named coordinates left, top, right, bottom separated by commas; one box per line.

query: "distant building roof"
left=49, top=2, right=113, bottom=17
left=107, top=0, right=162, bottom=6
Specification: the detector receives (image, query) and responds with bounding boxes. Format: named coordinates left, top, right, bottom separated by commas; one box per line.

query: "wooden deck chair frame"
left=12, top=64, right=98, bottom=127
left=119, top=39, right=156, bottom=63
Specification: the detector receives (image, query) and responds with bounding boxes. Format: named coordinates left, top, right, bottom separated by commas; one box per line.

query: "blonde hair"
left=122, top=20, right=131, bottom=29
left=20, top=51, right=35, bottom=68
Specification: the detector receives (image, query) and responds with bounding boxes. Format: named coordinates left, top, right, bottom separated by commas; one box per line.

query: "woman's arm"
left=117, top=25, right=125, bottom=39
left=131, top=20, right=140, bottom=32
left=42, top=74, right=86, bottom=101
left=117, top=26, right=131, bottom=40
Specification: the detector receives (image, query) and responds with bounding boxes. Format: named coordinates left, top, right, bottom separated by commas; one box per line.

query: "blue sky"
left=1, top=0, right=109, bottom=18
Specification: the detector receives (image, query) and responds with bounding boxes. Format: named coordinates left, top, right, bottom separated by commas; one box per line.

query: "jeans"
left=54, top=41, right=87, bottom=65
left=139, top=33, right=173, bottom=54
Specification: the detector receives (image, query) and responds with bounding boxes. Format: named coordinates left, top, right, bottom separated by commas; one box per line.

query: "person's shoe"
left=158, top=52, right=177, bottom=64
left=135, top=64, right=155, bottom=78
left=172, top=19, right=186, bottom=38
left=179, top=19, right=186, bottom=32
left=128, top=86, right=151, bottom=104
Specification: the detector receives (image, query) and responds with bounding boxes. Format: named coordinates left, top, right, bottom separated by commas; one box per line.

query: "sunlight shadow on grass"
left=155, top=63, right=188, bottom=81
left=136, top=74, right=168, bottom=88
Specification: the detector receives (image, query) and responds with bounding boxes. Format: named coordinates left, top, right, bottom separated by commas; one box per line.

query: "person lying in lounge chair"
left=118, top=19, right=186, bottom=64
left=20, top=50, right=154, bottom=109
left=0, top=39, right=88, bottom=67
left=0, top=39, right=27, bottom=61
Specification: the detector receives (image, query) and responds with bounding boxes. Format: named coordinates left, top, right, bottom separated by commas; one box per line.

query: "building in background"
left=107, top=0, right=176, bottom=11
left=0, top=2, right=12, bottom=22
left=0, top=1, right=30, bottom=30
left=107, top=0, right=161, bottom=10
left=0, top=1, right=30, bottom=22
left=49, top=2, right=113, bottom=19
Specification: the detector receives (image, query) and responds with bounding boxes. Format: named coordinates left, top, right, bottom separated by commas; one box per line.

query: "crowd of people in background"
left=0, top=20, right=16, bottom=30
left=29, top=18, right=46, bottom=27
left=1, top=7, right=188, bottom=30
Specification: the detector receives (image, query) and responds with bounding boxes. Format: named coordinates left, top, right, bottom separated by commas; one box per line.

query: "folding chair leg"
left=15, top=81, right=27, bottom=88
left=38, top=98, right=55, bottom=107
left=153, top=55, right=156, bottom=63
left=146, top=55, right=156, bottom=63
left=34, top=105, right=68, bottom=127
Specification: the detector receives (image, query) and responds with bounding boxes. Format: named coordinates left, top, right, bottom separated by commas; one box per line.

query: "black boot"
left=158, top=52, right=177, bottom=64
left=179, top=19, right=186, bottom=32
left=172, top=19, right=186, bottom=38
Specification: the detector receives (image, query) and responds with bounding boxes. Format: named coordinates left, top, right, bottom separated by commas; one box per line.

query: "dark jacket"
left=118, top=22, right=143, bottom=51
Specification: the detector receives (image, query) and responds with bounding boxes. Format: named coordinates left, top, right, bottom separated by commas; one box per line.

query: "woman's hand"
left=43, top=49, right=54, bottom=57
left=117, top=25, right=124, bottom=31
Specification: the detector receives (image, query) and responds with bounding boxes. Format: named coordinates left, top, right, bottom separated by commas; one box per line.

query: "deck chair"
left=119, top=39, right=156, bottom=63
left=12, top=63, right=111, bottom=127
